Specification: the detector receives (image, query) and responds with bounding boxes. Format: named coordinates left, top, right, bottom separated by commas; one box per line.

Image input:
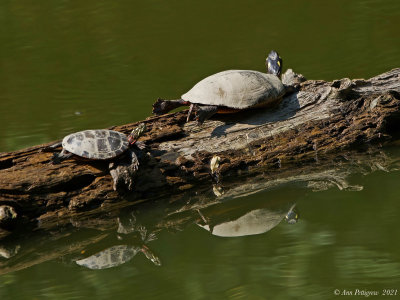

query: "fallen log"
left=0, top=68, right=400, bottom=234
left=0, top=145, right=399, bottom=275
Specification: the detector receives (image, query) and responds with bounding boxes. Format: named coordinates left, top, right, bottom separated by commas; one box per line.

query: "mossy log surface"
left=0, top=68, right=400, bottom=232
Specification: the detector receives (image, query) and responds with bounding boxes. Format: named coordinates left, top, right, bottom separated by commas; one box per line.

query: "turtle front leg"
left=195, top=105, right=219, bottom=125
left=186, top=103, right=196, bottom=122
left=152, top=98, right=190, bottom=115
left=109, top=149, right=140, bottom=192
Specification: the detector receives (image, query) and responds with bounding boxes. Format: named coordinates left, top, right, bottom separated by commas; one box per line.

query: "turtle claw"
left=135, top=141, right=146, bottom=150
left=146, top=232, right=158, bottom=242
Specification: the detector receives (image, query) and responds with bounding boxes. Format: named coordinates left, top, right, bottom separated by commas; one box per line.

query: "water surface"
left=1, top=0, right=400, bottom=299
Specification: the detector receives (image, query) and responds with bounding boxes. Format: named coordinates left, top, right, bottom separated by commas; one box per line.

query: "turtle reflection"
left=197, top=204, right=298, bottom=237
left=75, top=213, right=161, bottom=270
left=0, top=244, right=20, bottom=259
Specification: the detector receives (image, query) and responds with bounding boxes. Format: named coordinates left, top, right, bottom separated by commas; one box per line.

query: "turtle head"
left=266, top=50, right=282, bottom=77
left=141, top=245, right=162, bottom=266
left=285, top=204, right=299, bottom=224
left=128, top=123, right=146, bottom=144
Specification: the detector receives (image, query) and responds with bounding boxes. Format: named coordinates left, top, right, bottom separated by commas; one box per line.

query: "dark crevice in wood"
left=0, top=190, right=27, bottom=196
left=0, top=159, right=13, bottom=171
left=54, top=174, right=97, bottom=193
left=42, top=174, right=98, bottom=194
left=384, top=116, right=400, bottom=138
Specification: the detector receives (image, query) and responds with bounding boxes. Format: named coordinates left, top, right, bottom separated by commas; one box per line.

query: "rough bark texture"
left=0, top=68, right=400, bottom=233
left=0, top=145, right=399, bottom=275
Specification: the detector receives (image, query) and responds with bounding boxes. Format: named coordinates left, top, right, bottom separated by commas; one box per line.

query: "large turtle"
left=197, top=204, right=298, bottom=237
left=50, top=123, right=146, bottom=191
left=153, top=50, right=290, bottom=124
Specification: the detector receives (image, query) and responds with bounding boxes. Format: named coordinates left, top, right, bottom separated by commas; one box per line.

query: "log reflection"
left=0, top=145, right=399, bottom=274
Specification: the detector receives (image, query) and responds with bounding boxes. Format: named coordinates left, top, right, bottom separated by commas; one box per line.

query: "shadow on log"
left=0, top=68, right=400, bottom=237
left=0, top=145, right=399, bottom=274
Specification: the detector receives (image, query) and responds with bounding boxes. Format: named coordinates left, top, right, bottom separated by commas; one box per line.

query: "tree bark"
left=0, top=68, right=400, bottom=232
left=0, top=145, right=399, bottom=275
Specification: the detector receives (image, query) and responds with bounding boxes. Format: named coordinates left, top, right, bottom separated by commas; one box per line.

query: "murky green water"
left=1, top=0, right=400, bottom=299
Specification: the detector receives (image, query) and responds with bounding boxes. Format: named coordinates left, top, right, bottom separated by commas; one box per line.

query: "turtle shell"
left=197, top=208, right=286, bottom=237
left=181, top=70, right=285, bottom=109
left=62, top=129, right=129, bottom=160
left=76, top=245, right=140, bottom=269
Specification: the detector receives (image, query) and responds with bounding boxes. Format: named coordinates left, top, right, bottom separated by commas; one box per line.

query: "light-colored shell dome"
left=62, top=129, right=129, bottom=160
left=181, top=70, right=285, bottom=109
left=197, top=208, right=286, bottom=237
left=76, top=245, right=140, bottom=269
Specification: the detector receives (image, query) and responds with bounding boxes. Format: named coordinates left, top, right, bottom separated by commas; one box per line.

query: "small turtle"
left=75, top=243, right=160, bottom=269
left=51, top=123, right=146, bottom=191
left=75, top=218, right=161, bottom=269
left=153, top=50, right=292, bottom=124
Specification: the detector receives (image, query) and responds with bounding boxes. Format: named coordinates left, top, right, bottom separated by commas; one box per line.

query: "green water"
left=1, top=0, right=400, bottom=299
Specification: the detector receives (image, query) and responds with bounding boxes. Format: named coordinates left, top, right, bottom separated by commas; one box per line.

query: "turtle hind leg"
left=51, top=150, right=72, bottom=165
left=152, top=98, right=189, bottom=115
left=40, top=141, right=62, bottom=153
left=195, top=105, right=219, bottom=125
